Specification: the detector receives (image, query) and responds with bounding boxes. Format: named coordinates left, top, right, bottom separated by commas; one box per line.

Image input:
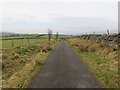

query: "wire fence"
left=1, top=38, right=47, bottom=49
left=1, top=37, right=73, bottom=49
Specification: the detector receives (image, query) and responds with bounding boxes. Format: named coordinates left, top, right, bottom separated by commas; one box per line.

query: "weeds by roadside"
left=68, top=38, right=118, bottom=88
left=2, top=39, right=59, bottom=88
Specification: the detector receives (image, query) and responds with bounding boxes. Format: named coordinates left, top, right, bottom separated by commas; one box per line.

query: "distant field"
left=0, top=34, right=72, bottom=39
left=40, top=34, right=72, bottom=38
left=0, top=34, right=39, bottom=39
left=0, top=33, right=20, bottom=37
left=1, top=34, right=73, bottom=49
left=0, top=33, right=13, bottom=37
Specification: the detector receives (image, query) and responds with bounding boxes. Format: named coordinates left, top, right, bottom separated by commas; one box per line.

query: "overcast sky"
left=0, top=0, right=119, bottom=34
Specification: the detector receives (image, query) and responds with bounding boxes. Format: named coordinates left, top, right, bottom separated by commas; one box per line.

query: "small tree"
left=107, top=29, right=110, bottom=35
left=56, top=32, right=59, bottom=40
left=48, top=29, right=52, bottom=42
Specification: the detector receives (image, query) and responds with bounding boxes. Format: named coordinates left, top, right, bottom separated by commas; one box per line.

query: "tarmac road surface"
left=29, top=40, right=103, bottom=88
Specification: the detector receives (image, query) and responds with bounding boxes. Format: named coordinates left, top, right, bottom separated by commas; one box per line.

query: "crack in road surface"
left=29, top=40, right=103, bottom=88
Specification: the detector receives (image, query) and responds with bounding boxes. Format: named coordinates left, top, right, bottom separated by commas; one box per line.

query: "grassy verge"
left=2, top=39, right=59, bottom=88
left=68, top=38, right=118, bottom=88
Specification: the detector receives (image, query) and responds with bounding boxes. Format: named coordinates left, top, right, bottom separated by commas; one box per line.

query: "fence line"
left=0, top=37, right=47, bottom=40
left=1, top=37, right=73, bottom=48
left=1, top=36, right=73, bottom=41
left=2, top=38, right=46, bottom=48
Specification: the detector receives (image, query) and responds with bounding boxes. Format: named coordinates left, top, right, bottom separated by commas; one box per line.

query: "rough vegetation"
left=68, top=37, right=119, bottom=88
left=2, top=39, right=58, bottom=88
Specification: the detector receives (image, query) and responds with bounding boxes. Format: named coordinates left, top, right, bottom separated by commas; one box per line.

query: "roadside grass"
left=2, top=39, right=59, bottom=88
left=68, top=38, right=118, bottom=88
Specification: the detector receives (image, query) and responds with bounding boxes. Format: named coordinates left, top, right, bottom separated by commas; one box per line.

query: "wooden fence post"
left=12, top=39, right=14, bottom=47
left=39, top=38, right=41, bottom=42
left=28, top=39, right=29, bottom=43
left=22, top=39, right=23, bottom=45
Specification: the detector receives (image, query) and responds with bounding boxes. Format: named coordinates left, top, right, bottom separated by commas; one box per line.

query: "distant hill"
left=0, top=32, right=20, bottom=37
left=0, top=32, right=19, bottom=35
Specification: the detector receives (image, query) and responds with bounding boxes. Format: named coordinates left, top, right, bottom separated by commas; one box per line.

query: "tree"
left=107, top=29, right=110, bottom=35
left=48, top=29, right=52, bottom=42
left=56, top=32, right=59, bottom=40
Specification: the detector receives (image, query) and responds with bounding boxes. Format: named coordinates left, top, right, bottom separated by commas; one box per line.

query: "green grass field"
left=0, top=34, right=39, bottom=39
left=1, top=39, right=42, bottom=49
left=1, top=34, right=72, bottom=49
left=40, top=34, right=72, bottom=38
left=1, top=34, right=73, bottom=39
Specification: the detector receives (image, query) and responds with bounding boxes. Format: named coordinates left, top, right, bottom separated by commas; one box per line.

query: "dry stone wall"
left=79, top=34, right=120, bottom=47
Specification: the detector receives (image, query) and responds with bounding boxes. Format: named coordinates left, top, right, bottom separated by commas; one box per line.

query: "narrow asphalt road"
left=29, top=40, right=103, bottom=88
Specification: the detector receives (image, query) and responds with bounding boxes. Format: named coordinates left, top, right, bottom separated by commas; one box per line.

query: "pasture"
left=1, top=39, right=42, bottom=49
left=1, top=34, right=72, bottom=49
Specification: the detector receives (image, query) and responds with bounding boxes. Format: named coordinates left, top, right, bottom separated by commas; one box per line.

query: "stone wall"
left=78, top=34, right=119, bottom=47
